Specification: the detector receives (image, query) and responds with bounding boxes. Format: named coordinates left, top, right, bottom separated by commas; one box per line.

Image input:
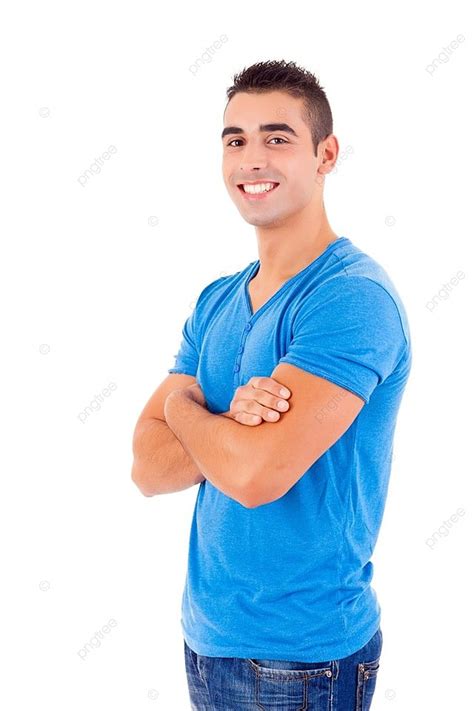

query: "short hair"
left=225, top=59, right=333, bottom=156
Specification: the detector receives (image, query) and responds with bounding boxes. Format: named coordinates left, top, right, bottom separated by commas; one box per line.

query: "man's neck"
left=252, top=211, right=338, bottom=285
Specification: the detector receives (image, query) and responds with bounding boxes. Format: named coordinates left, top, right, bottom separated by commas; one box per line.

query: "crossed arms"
left=132, top=362, right=365, bottom=508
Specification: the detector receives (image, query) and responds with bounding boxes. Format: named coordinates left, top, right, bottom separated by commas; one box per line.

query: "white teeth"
left=241, top=182, right=277, bottom=194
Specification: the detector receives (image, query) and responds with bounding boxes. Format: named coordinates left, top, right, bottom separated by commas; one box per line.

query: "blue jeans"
left=184, top=627, right=382, bottom=710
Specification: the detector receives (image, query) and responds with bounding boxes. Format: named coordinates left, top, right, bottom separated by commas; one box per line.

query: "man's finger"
left=249, top=376, right=291, bottom=398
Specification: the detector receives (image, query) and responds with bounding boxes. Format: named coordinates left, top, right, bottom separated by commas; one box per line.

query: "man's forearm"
left=132, top=417, right=205, bottom=496
left=164, top=391, right=258, bottom=506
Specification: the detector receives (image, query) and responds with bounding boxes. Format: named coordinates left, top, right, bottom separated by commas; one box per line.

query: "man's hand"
left=165, top=376, right=292, bottom=427
left=222, top=376, right=292, bottom=426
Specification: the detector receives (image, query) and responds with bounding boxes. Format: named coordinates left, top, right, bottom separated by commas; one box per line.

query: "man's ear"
left=317, top=134, right=339, bottom=176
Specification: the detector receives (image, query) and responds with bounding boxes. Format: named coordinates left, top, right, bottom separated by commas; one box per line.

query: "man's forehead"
left=223, top=100, right=306, bottom=136
left=224, top=92, right=302, bottom=121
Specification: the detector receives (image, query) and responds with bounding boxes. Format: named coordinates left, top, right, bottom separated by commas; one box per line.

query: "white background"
left=1, top=0, right=473, bottom=708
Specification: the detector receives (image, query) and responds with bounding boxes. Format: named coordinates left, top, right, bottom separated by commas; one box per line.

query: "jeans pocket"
left=246, top=658, right=335, bottom=711
left=356, top=656, right=380, bottom=710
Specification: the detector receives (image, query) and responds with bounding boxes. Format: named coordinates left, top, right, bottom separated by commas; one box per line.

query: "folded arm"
left=164, top=362, right=365, bottom=508
left=132, top=373, right=206, bottom=496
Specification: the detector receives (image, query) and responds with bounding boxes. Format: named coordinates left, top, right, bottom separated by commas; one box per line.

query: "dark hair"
left=225, top=59, right=333, bottom=156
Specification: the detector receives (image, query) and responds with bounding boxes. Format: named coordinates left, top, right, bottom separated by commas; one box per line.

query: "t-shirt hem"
left=168, top=368, right=196, bottom=376
left=181, top=614, right=381, bottom=661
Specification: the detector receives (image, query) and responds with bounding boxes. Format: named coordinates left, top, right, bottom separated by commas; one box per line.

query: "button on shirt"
left=168, top=236, right=412, bottom=661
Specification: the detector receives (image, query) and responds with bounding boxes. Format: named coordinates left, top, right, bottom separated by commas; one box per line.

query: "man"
left=132, top=59, right=411, bottom=710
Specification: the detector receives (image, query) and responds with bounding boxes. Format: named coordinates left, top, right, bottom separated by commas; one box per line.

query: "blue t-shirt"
left=168, top=235, right=412, bottom=661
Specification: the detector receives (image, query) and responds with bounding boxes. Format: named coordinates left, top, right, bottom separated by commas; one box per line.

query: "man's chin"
left=237, top=209, right=283, bottom=228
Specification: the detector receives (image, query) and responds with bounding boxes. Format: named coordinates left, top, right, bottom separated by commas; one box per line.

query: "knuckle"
left=246, top=399, right=260, bottom=413
left=251, top=375, right=265, bottom=389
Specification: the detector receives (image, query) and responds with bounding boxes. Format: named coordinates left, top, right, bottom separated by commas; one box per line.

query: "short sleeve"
left=278, top=276, right=407, bottom=404
left=168, top=306, right=199, bottom=376
left=167, top=274, right=227, bottom=377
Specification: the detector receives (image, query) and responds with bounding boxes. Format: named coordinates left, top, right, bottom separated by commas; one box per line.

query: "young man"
left=132, top=59, right=411, bottom=710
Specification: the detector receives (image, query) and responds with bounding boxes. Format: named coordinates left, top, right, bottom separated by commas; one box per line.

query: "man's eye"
left=226, top=137, right=288, bottom=147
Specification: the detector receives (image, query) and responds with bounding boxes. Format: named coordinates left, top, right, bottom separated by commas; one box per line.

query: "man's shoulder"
left=193, top=260, right=255, bottom=311
left=303, top=245, right=411, bottom=350
left=324, top=240, right=409, bottom=327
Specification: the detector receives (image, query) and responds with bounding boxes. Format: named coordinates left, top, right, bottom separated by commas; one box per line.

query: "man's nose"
left=239, top=144, right=268, bottom=173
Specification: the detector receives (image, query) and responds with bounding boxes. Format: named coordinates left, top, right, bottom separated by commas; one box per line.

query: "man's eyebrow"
left=221, top=123, right=298, bottom=140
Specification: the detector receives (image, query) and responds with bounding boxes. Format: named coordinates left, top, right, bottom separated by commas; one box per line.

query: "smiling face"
left=222, top=90, right=332, bottom=228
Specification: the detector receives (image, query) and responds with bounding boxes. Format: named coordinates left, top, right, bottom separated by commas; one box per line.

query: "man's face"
left=222, top=90, right=325, bottom=227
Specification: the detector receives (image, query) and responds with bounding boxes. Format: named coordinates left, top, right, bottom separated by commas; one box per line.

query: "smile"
left=237, top=182, right=280, bottom=200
